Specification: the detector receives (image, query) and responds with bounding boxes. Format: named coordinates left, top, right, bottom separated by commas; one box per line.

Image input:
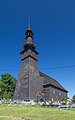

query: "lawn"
left=0, top=105, right=75, bottom=120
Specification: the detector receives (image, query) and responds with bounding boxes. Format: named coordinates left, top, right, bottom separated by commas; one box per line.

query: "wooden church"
left=14, top=22, right=68, bottom=102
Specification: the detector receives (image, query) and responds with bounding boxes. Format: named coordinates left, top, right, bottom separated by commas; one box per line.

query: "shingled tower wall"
left=14, top=23, right=43, bottom=101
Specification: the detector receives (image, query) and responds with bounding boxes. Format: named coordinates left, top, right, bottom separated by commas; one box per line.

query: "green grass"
left=0, top=105, right=75, bottom=120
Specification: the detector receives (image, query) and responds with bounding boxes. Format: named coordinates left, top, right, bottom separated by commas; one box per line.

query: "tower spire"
left=24, top=18, right=36, bottom=51
left=28, top=16, right=30, bottom=28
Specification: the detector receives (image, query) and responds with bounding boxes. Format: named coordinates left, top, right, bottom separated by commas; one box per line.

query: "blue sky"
left=0, top=0, right=75, bottom=98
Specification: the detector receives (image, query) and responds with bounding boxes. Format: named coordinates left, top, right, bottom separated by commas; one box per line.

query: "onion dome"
left=24, top=22, right=36, bottom=51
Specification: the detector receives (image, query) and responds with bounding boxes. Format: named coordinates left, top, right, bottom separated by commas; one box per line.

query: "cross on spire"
left=28, top=16, right=30, bottom=28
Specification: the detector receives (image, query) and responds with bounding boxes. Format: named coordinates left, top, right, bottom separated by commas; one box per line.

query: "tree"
left=62, top=98, right=69, bottom=103
left=0, top=73, right=16, bottom=100
left=0, top=80, right=3, bottom=99
left=72, top=95, right=75, bottom=103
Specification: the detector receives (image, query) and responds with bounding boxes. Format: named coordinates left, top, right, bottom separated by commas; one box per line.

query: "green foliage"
left=72, top=94, right=75, bottom=103
left=0, top=73, right=16, bottom=100
left=62, top=98, right=68, bottom=103
left=0, top=80, right=3, bottom=99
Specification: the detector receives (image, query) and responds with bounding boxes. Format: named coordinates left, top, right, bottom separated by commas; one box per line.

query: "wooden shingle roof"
left=39, top=72, right=68, bottom=92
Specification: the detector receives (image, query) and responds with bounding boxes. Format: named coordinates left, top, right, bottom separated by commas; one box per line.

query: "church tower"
left=14, top=22, right=43, bottom=101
